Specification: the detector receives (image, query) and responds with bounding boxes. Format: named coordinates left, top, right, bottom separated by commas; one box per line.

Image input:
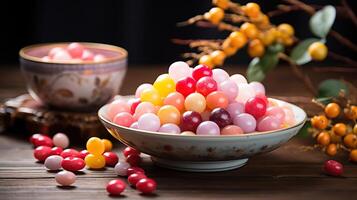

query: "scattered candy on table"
left=106, top=179, right=126, bottom=196
left=324, top=160, right=343, bottom=177
left=44, top=155, right=63, bottom=171
left=52, top=133, right=69, bottom=148
left=55, top=171, right=76, bottom=186
left=61, top=157, right=85, bottom=172
left=108, top=61, right=296, bottom=135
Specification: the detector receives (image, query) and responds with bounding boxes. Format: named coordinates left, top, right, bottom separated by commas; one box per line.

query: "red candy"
left=103, top=152, right=119, bottom=167
left=29, top=133, right=43, bottom=144
left=324, top=160, right=343, bottom=176
left=67, top=42, right=84, bottom=58
left=34, top=146, right=52, bottom=162
left=61, top=157, right=85, bottom=171
left=32, top=135, right=53, bottom=147
left=176, top=77, right=196, bottom=97
left=129, top=98, right=141, bottom=114
left=60, top=149, right=80, bottom=158
left=106, top=179, right=126, bottom=196
left=181, top=111, right=202, bottom=132
left=126, top=154, right=141, bottom=166
left=245, top=97, right=267, bottom=119
left=136, top=178, right=157, bottom=194
left=127, top=166, right=145, bottom=176
left=78, top=150, right=90, bottom=159
left=192, top=64, right=212, bottom=81
left=196, top=77, right=217, bottom=96
left=128, top=173, right=147, bottom=186
left=123, top=147, right=140, bottom=158
left=50, top=147, right=63, bottom=156
left=255, top=93, right=268, bottom=105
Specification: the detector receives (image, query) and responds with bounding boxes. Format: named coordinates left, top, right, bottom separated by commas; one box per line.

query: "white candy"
left=44, top=155, right=63, bottom=170
left=114, top=161, right=131, bottom=176
left=53, top=133, right=69, bottom=148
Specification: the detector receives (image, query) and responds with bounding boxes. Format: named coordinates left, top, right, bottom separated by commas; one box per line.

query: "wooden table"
left=0, top=66, right=356, bottom=200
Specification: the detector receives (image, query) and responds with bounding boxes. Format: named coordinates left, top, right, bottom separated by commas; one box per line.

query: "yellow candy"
left=184, top=93, right=206, bottom=113
left=153, top=74, right=176, bottom=97
left=86, top=137, right=105, bottom=155
left=140, top=87, right=162, bottom=106
left=101, top=139, right=113, bottom=152
left=85, top=154, right=106, bottom=169
left=157, top=105, right=181, bottom=125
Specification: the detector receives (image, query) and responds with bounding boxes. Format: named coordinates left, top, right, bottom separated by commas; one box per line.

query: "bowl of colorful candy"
left=19, top=42, right=127, bottom=111
left=98, top=62, right=306, bottom=172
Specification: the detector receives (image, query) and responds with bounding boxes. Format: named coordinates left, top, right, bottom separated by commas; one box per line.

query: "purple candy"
left=257, top=116, right=281, bottom=132
left=137, top=113, right=161, bottom=132
left=196, top=121, right=220, bottom=136
left=249, top=81, right=265, bottom=95
left=226, top=102, right=245, bottom=117
left=159, top=123, right=181, bottom=134
left=233, top=113, right=257, bottom=133
left=219, top=80, right=239, bottom=101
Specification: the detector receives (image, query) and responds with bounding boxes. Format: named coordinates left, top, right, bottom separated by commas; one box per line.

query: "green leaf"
left=318, top=79, right=349, bottom=98
left=297, top=122, right=311, bottom=138
left=247, top=58, right=266, bottom=82
left=290, top=38, right=320, bottom=65
left=309, top=5, right=336, bottom=38
left=315, top=97, right=333, bottom=105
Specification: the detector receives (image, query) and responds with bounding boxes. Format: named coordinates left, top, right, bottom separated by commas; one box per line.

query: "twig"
left=268, top=4, right=347, bottom=18
left=341, top=0, right=357, bottom=27
left=195, top=21, right=240, bottom=32
left=177, top=15, right=203, bottom=27
left=328, top=51, right=357, bottom=66
left=172, top=39, right=223, bottom=45
left=313, top=66, right=357, bottom=73
left=279, top=52, right=317, bottom=96
left=224, top=13, right=250, bottom=24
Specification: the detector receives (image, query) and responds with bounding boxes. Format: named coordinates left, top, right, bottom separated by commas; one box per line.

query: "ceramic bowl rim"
left=19, top=42, right=128, bottom=65
left=98, top=98, right=307, bottom=140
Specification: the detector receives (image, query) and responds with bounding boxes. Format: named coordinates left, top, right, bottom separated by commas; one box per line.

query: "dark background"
left=1, top=0, right=356, bottom=66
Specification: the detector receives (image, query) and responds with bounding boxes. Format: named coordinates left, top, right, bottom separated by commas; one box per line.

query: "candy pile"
left=30, top=133, right=156, bottom=195
left=41, top=42, right=105, bottom=63
left=108, top=62, right=295, bottom=135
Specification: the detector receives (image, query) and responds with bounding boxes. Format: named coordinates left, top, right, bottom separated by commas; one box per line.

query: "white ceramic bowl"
left=98, top=98, right=306, bottom=172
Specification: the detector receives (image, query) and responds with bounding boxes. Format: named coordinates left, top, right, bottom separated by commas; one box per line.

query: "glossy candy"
left=212, top=68, right=229, bottom=84
left=192, top=65, right=212, bottom=81
left=50, top=147, right=63, bottom=156
left=226, top=102, right=245, bottom=118
left=134, top=102, right=156, bottom=120
left=245, top=97, right=267, bottom=119
left=130, top=122, right=139, bottom=129
left=140, top=87, right=162, bottom=106
left=219, top=80, right=238, bottom=101
left=94, top=54, right=105, bottom=62
left=127, top=166, right=145, bottom=176
left=233, top=113, right=257, bottom=133
left=135, top=83, right=153, bottom=98
left=123, top=147, right=140, bottom=158
left=184, top=93, right=206, bottom=113
left=257, top=116, right=281, bottom=132
left=282, top=106, right=295, bottom=126
left=106, top=179, right=126, bottom=195
left=206, top=91, right=229, bottom=109
left=159, top=123, right=181, bottom=134
left=53, top=133, right=69, bottom=148
left=249, top=81, right=265, bottom=95
left=196, top=121, right=220, bottom=136
left=78, top=150, right=89, bottom=160
left=60, top=149, right=80, bottom=158
left=32, top=135, right=53, bottom=147
left=126, top=154, right=141, bottom=166
left=163, top=92, right=185, bottom=112
left=236, top=83, right=255, bottom=103
left=128, top=173, right=147, bottom=186
left=108, top=99, right=130, bottom=120
left=81, top=49, right=94, bottom=61
left=324, top=160, right=343, bottom=176
left=136, top=178, right=157, bottom=194
left=34, top=146, right=52, bottom=162
left=114, top=161, right=131, bottom=176
left=85, top=154, right=106, bottom=169
left=113, top=112, right=135, bottom=127
left=67, top=42, right=84, bottom=58
left=30, top=133, right=43, bottom=144
left=44, top=155, right=63, bottom=170
left=137, top=113, right=161, bottom=132
left=230, top=74, right=248, bottom=85
left=181, top=131, right=196, bottom=136
left=176, top=77, right=196, bottom=97
left=157, top=105, right=181, bottom=125
left=153, top=74, right=176, bottom=97
left=221, top=125, right=244, bottom=135
left=61, top=157, right=85, bottom=171
left=266, top=106, right=286, bottom=124
left=103, top=152, right=119, bottom=167
left=86, top=137, right=105, bottom=155
left=102, top=139, right=113, bottom=152
left=181, top=111, right=202, bottom=132
left=53, top=50, right=72, bottom=61
left=55, top=171, right=76, bottom=186
left=168, top=61, right=191, bottom=82
left=196, top=77, right=218, bottom=96
left=49, top=47, right=64, bottom=58
left=128, top=98, right=141, bottom=114
left=209, top=108, right=233, bottom=128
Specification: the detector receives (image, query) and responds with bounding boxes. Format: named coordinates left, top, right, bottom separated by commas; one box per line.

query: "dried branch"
left=328, top=51, right=357, bottom=66
left=313, top=66, right=357, bottom=73
left=341, top=0, right=357, bottom=27
left=268, top=4, right=347, bottom=18
left=177, top=15, right=203, bottom=27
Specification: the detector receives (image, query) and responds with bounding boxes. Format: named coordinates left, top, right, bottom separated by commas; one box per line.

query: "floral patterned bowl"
left=19, top=43, right=127, bottom=111
left=98, top=98, right=307, bottom=172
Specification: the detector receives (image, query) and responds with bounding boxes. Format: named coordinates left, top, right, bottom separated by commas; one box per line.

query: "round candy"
left=266, top=106, right=285, bottom=124
left=181, top=131, right=196, bottom=136
left=60, top=149, right=80, bottom=158
left=230, top=74, right=247, bottom=85
left=41, top=56, right=51, bottom=62
left=153, top=74, right=176, bottom=97
left=135, top=83, right=153, bottom=98
left=33, top=135, right=53, bottom=147
left=34, top=146, right=52, bottom=162
left=128, top=98, right=141, bottom=114
left=84, top=154, right=106, bottom=169
left=226, top=102, right=245, bottom=117
left=108, top=99, right=130, bottom=120
left=102, top=139, right=113, bottom=152
left=176, top=77, right=196, bottom=97
left=53, top=50, right=72, bottom=61
left=49, top=47, right=64, bottom=58
left=44, top=155, right=63, bottom=170
left=103, top=152, right=119, bottom=167
left=206, top=91, right=229, bottom=109
left=140, top=87, right=162, bottom=106
left=168, top=61, right=191, bottom=82
left=78, top=150, right=89, bottom=160
left=127, top=166, right=145, bottom=176
left=200, top=110, right=211, bottom=121
left=50, top=147, right=63, bottom=156
left=282, top=106, right=295, bottom=126
left=196, top=121, right=220, bottom=136
left=192, top=65, right=212, bottom=81
left=137, top=113, right=161, bottom=132
left=257, top=116, right=281, bottom=132
left=236, top=83, right=255, bottom=103
left=136, top=178, right=157, bottom=194
left=52, top=133, right=69, bottom=148
left=94, top=54, right=106, bottom=62
left=159, top=123, right=181, bottom=134
left=81, top=50, right=94, bottom=61
left=123, top=147, right=140, bottom=158
left=184, top=93, right=206, bottom=113
left=128, top=173, right=147, bottom=186
left=157, top=105, right=181, bottom=125
left=106, top=179, right=126, bottom=195
left=324, top=160, right=343, bottom=176
left=61, top=157, right=85, bottom=171
left=221, top=125, right=244, bottom=135
left=212, top=68, right=229, bottom=84
left=30, top=133, right=43, bottom=144
left=114, top=161, right=131, bottom=176
left=126, top=154, right=141, bottom=166
left=181, top=111, right=202, bottom=132
left=130, top=122, right=139, bottom=129
left=219, top=80, right=238, bottom=101
left=163, top=92, right=185, bottom=112
left=133, top=102, right=156, bottom=120
left=55, top=171, right=76, bottom=186
left=245, top=97, right=267, bottom=119
left=86, top=137, right=105, bottom=155
left=249, top=81, right=265, bottom=95
left=233, top=113, right=257, bottom=133
left=67, top=42, right=84, bottom=58
left=113, top=112, right=135, bottom=127
left=196, top=77, right=218, bottom=96
left=209, top=108, right=233, bottom=128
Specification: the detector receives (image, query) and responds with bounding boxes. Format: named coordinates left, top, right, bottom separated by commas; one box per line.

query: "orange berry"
left=257, top=14, right=270, bottom=29
left=333, top=123, right=347, bottom=136
left=229, top=31, right=247, bottom=49
left=350, top=149, right=357, bottom=163
left=199, top=55, right=214, bottom=69
left=324, top=103, right=340, bottom=118
left=310, top=115, right=329, bottom=130
left=242, top=2, right=261, bottom=18
left=210, top=50, right=226, bottom=66
left=259, top=29, right=275, bottom=46
left=205, top=7, right=225, bottom=25
left=240, top=22, right=259, bottom=39
left=353, top=124, right=357, bottom=134
left=330, top=132, right=342, bottom=143
left=344, top=106, right=357, bottom=120
left=308, top=42, right=328, bottom=61
left=222, top=39, right=238, bottom=56
left=248, top=39, right=265, bottom=58
left=212, top=0, right=230, bottom=10
left=343, top=134, right=357, bottom=149
left=326, top=143, right=337, bottom=156
left=317, top=131, right=331, bottom=146
left=277, top=23, right=294, bottom=36
left=282, top=37, right=294, bottom=46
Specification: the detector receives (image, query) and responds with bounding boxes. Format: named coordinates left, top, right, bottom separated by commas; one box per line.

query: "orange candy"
left=206, top=91, right=229, bottom=110
left=157, top=105, right=181, bottom=125
left=184, top=93, right=206, bottom=113
left=163, top=92, right=185, bottom=112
